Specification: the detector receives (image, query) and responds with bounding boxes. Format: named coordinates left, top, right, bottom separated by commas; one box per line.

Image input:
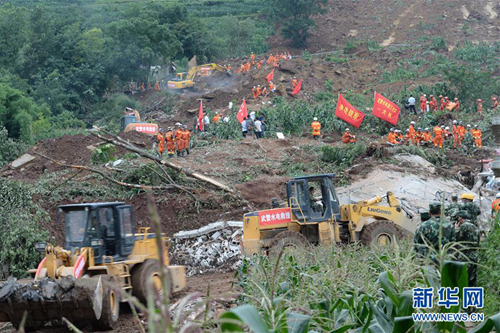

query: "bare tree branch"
left=35, top=153, right=175, bottom=191
left=88, top=128, right=236, bottom=195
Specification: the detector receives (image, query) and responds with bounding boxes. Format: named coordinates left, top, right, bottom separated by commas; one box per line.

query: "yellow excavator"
left=167, top=63, right=230, bottom=90
left=0, top=202, right=186, bottom=331
left=242, top=174, right=416, bottom=255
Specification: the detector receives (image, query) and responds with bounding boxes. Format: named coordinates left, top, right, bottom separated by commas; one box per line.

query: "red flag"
left=266, top=69, right=274, bottom=83
left=198, top=99, right=204, bottom=131
left=291, top=79, right=302, bottom=95
left=372, top=92, right=400, bottom=125
left=236, top=99, right=248, bottom=124
left=334, top=93, right=365, bottom=128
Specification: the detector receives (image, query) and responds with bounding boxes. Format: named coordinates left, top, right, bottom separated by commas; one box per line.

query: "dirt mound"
left=235, top=176, right=290, bottom=208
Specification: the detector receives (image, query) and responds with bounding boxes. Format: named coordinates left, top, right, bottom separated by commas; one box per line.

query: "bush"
left=0, top=179, right=48, bottom=278
left=0, top=126, right=28, bottom=167
left=321, top=143, right=367, bottom=166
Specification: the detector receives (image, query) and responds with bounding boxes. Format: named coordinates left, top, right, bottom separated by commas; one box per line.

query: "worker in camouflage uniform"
left=454, top=210, right=479, bottom=286
left=445, top=194, right=460, bottom=217
left=414, top=202, right=455, bottom=258
left=460, top=193, right=481, bottom=226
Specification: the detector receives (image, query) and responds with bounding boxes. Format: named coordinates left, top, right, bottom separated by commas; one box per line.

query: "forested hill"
left=0, top=0, right=270, bottom=143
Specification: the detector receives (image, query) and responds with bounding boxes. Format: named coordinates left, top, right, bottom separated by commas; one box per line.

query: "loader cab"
left=58, top=202, right=135, bottom=263
left=286, top=174, right=340, bottom=223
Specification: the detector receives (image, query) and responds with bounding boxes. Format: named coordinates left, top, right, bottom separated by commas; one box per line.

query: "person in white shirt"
left=203, top=114, right=210, bottom=131
left=241, top=118, right=248, bottom=138
left=408, top=95, right=416, bottom=115
left=254, top=119, right=262, bottom=139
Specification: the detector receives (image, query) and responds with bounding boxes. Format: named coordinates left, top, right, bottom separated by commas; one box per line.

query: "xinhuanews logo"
left=412, top=312, right=484, bottom=322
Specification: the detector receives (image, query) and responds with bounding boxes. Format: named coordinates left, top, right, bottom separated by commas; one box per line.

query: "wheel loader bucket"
left=0, top=275, right=104, bottom=327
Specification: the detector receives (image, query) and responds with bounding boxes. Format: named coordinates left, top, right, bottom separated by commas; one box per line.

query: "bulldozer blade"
left=0, top=276, right=104, bottom=326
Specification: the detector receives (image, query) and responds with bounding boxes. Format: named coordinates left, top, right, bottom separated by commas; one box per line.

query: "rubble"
left=171, top=221, right=243, bottom=276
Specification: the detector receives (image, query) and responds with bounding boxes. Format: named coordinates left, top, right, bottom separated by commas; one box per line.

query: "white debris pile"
left=171, top=221, right=243, bottom=276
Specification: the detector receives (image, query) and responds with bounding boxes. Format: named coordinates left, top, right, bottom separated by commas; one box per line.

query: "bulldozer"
left=242, top=174, right=416, bottom=255
left=0, top=202, right=186, bottom=331
left=122, top=107, right=159, bottom=135
left=167, top=63, right=230, bottom=90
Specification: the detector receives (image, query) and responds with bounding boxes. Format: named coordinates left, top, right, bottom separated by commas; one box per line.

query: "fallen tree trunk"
left=88, top=128, right=235, bottom=195
left=35, top=153, right=175, bottom=191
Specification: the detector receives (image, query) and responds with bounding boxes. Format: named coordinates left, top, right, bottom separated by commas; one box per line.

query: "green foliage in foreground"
left=0, top=179, right=48, bottom=279
left=0, top=127, right=28, bottom=167
left=230, top=241, right=500, bottom=332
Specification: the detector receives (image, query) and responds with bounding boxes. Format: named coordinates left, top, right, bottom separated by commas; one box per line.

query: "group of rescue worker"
left=411, top=94, right=498, bottom=114
left=155, top=124, right=191, bottom=158
left=236, top=52, right=292, bottom=75
left=386, top=120, right=482, bottom=149
left=414, top=193, right=481, bottom=285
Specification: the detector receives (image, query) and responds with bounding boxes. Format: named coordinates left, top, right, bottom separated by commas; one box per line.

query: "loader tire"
left=132, top=260, right=171, bottom=306
left=11, top=318, right=43, bottom=332
left=92, top=279, right=119, bottom=331
left=269, top=231, right=309, bottom=256
left=360, top=221, right=404, bottom=247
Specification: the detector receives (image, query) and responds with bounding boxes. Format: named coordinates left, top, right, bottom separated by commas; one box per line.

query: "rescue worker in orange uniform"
left=165, top=127, right=176, bottom=158
left=415, top=127, right=423, bottom=146
left=395, top=129, right=404, bottom=143
left=477, top=99, right=483, bottom=114
left=403, top=129, right=412, bottom=145
left=267, top=54, right=275, bottom=65
left=471, top=125, right=482, bottom=148
left=452, top=120, right=459, bottom=148
left=269, top=81, right=276, bottom=93
left=180, top=125, right=191, bottom=156
left=157, top=129, right=165, bottom=157
left=256, top=85, right=262, bottom=98
left=387, top=128, right=399, bottom=145
left=311, top=117, right=321, bottom=140
left=493, top=97, right=499, bottom=110
left=420, top=94, right=427, bottom=113
left=250, top=52, right=255, bottom=64
left=439, top=95, right=445, bottom=111
left=213, top=113, right=221, bottom=124
left=421, top=128, right=432, bottom=146
left=454, top=97, right=460, bottom=111
left=491, top=193, right=500, bottom=218
left=429, top=95, right=438, bottom=111
left=292, top=77, right=298, bottom=89
left=408, top=121, right=416, bottom=145
left=175, top=124, right=183, bottom=157
left=457, top=122, right=466, bottom=147
left=433, top=125, right=444, bottom=148
left=252, top=86, right=258, bottom=99
left=342, top=128, right=356, bottom=143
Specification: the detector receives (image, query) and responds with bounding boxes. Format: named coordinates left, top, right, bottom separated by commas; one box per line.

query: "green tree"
left=269, top=0, right=327, bottom=47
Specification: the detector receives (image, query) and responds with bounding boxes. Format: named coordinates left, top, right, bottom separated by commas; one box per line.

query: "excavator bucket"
left=0, top=275, right=104, bottom=328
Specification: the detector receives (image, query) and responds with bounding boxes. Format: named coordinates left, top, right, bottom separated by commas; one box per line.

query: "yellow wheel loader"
left=167, top=63, right=230, bottom=90
left=242, top=174, right=416, bottom=255
left=0, top=202, right=186, bottom=331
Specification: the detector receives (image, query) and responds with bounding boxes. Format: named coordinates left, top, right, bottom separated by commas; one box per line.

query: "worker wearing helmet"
left=439, top=95, right=445, bottom=111
left=156, top=128, right=165, bottom=158
left=433, top=125, right=444, bottom=149
left=477, top=99, right=483, bottom=114
left=493, top=97, right=499, bottom=111
left=429, top=95, right=437, bottom=111
left=454, top=97, right=460, bottom=111
left=387, top=128, right=398, bottom=146
left=175, top=125, right=183, bottom=157
left=311, top=117, right=321, bottom=140
left=492, top=193, right=500, bottom=218
left=165, top=127, right=176, bottom=158
left=419, top=94, right=427, bottom=114
left=443, top=126, right=451, bottom=140
left=460, top=193, right=480, bottom=226
left=470, top=125, right=482, bottom=148
left=342, top=128, right=356, bottom=144
left=180, top=125, right=191, bottom=156
left=421, top=128, right=432, bottom=146
left=415, top=127, right=423, bottom=146
left=292, top=77, right=298, bottom=89
left=409, top=121, right=416, bottom=145
left=457, top=122, right=466, bottom=147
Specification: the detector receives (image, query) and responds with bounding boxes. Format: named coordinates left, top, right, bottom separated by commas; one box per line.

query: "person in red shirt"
left=439, top=95, right=445, bottom=111
left=477, top=99, right=483, bottom=114
left=492, top=97, right=499, bottom=110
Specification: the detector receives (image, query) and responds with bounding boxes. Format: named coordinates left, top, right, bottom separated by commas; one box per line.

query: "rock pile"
left=171, top=221, right=243, bottom=276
